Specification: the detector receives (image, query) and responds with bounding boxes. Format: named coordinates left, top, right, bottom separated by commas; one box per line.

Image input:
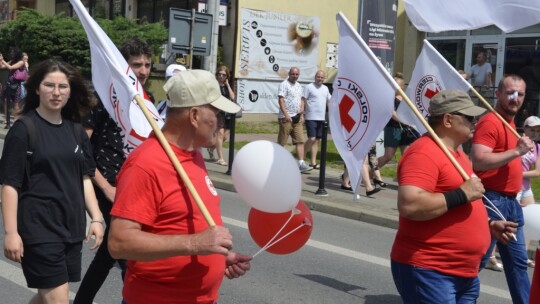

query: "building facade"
left=3, top=0, right=539, bottom=117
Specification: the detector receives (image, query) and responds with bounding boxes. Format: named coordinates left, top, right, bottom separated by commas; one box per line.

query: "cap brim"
left=457, top=105, right=486, bottom=117
left=210, top=95, right=241, bottom=113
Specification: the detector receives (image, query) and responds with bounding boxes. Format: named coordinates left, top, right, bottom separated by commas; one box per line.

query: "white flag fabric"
left=397, top=40, right=471, bottom=135
left=404, top=0, right=540, bottom=33
left=70, top=0, right=164, bottom=154
left=330, top=12, right=395, bottom=198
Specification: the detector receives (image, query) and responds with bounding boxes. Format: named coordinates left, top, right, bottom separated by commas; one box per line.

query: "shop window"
left=137, top=0, right=189, bottom=26
left=429, top=39, right=466, bottom=71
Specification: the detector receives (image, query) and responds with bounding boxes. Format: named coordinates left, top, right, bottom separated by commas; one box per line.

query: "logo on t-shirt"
left=205, top=176, right=218, bottom=196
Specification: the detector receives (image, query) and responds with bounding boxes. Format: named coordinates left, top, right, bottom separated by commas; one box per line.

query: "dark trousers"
left=74, top=186, right=127, bottom=304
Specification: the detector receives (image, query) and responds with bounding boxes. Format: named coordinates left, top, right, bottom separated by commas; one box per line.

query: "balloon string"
left=483, top=195, right=517, bottom=242
left=483, top=195, right=506, bottom=221
left=252, top=210, right=295, bottom=258
left=253, top=222, right=307, bottom=258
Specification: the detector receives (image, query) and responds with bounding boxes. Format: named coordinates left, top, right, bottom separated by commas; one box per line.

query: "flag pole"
left=133, top=95, right=216, bottom=226
left=470, top=88, right=521, bottom=138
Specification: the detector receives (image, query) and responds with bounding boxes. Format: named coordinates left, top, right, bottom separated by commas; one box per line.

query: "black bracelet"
left=444, top=188, right=468, bottom=209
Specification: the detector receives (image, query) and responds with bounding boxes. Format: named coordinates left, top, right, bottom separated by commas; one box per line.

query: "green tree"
left=0, top=8, right=167, bottom=76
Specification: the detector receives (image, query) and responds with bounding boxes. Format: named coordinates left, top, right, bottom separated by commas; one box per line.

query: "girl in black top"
left=0, top=59, right=103, bottom=303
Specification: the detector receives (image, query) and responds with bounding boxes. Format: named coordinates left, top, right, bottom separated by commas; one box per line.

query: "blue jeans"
left=391, top=260, right=480, bottom=303
left=479, top=190, right=530, bottom=304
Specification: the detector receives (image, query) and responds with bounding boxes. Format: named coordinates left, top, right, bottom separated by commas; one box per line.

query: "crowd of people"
left=0, top=40, right=539, bottom=304
left=0, top=39, right=251, bottom=304
left=391, top=76, right=539, bottom=303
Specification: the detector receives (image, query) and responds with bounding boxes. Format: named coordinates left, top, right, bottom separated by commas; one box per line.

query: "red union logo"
left=335, top=77, right=370, bottom=151
left=414, top=75, right=442, bottom=119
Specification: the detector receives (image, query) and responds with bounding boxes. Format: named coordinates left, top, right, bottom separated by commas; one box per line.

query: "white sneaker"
left=299, top=160, right=312, bottom=172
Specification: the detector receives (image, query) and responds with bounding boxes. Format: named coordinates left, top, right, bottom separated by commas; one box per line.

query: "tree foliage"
left=0, top=8, right=168, bottom=76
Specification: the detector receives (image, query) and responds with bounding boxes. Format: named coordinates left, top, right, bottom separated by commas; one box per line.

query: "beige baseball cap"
left=429, top=89, right=486, bottom=117
left=163, top=70, right=241, bottom=114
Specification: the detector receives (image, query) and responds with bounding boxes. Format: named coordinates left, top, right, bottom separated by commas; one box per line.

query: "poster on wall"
left=359, top=0, right=397, bottom=75
left=237, top=79, right=299, bottom=114
left=237, top=8, right=320, bottom=82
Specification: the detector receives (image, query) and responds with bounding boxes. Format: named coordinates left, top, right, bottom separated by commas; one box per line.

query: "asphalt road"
left=0, top=190, right=524, bottom=303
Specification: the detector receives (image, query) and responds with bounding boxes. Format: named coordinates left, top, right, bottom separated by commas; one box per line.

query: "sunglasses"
left=450, top=112, right=476, bottom=123
left=217, top=73, right=227, bottom=77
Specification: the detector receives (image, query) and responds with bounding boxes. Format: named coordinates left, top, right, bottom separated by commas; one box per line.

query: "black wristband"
left=444, top=188, right=468, bottom=209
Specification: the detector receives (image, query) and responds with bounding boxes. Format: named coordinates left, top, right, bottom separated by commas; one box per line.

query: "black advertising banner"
left=359, top=0, right=397, bottom=75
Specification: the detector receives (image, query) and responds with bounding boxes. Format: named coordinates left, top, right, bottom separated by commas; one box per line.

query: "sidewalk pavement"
left=0, top=122, right=400, bottom=230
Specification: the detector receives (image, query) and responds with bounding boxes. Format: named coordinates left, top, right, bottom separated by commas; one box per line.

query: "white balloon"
left=523, top=204, right=540, bottom=242
left=232, top=140, right=302, bottom=213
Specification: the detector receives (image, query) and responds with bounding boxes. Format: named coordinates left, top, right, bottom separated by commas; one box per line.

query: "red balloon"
left=248, top=200, right=313, bottom=255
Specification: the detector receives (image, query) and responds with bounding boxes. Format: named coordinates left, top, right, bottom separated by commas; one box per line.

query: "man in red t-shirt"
left=391, top=90, right=516, bottom=303
left=108, top=70, right=251, bottom=304
left=471, top=74, right=534, bottom=304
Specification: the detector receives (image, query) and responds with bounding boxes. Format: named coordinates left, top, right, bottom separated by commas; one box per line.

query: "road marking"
left=222, top=216, right=511, bottom=301
left=0, top=259, right=95, bottom=303
left=0, top=216, right=510, bottom=302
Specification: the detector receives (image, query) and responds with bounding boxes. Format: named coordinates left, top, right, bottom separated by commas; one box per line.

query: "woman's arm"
left=226, top=81, right=236, bottom=101
left=83, top=176, right=104, bottom=249
left=523, top=149, right=540, bottom=179
left=1, top=185, right=24, bottom=263
left=2, top=60, right=25, bottom=70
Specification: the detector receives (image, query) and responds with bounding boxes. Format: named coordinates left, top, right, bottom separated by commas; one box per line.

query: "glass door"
left=466, top=39, right=504, bottom=106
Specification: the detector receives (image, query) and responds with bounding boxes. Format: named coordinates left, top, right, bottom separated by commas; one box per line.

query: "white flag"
left=70, top=0, right=164, bottom=154
left=404, top=0, right=540, bottom=33
left=397, top=40, right=471, bottom=135
left=330, top=12, right=395, bottom=198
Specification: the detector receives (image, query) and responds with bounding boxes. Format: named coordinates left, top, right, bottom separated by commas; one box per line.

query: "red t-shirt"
left=111, top=135, right=225, bottom=304
left=472, top=111, right=522, bottom=195
left=391, top=135, right=490, bottom=278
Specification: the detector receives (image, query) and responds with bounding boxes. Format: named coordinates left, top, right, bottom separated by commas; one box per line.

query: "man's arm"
left=484, top=71, right=493, bottom=88
left=278, top=96, right=291, bottom=122
left=108, top=216, right=233, bottom=261
left=471, top=136, right=533, bottom=171
left=398, top=177, right=484, bottom=221
left=85, top=127, right=116, bottom=202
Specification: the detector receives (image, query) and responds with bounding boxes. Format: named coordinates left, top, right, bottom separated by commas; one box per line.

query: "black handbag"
left=291, top=114, right=301, bottom=124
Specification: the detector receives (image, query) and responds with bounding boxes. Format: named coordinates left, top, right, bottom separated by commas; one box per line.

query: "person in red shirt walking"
left=471, top=75, right=534, bottom=304
left=108, top=70, right=251, bottom=304
left=391, top=90, right=516, bottom=303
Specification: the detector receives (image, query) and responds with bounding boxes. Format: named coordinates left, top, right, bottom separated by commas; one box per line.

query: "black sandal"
left=366, top=187, right=381, bottom=197
left=373, top=179, right=387, bottom=188
left=311, top=164, right=320, bottom=169
left=340, top=184, right=353, bottom=191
